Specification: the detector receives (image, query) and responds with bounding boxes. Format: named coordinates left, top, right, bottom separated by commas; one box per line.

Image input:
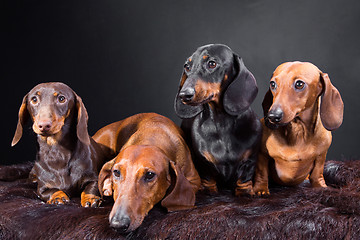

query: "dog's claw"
left=47, top=190, right=70, bottom=205
left=91, top=198, right=102, bottom=208
left=255, top=190, right=270, bottom=196
left=81, top=192, right=102, bottom=208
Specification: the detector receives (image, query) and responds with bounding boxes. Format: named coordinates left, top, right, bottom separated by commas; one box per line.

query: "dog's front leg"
left=235, top=151, right=256, bottom=197
left=309, top=152, right=327, bottom=188
left=253, top=152, right=270, bottom=196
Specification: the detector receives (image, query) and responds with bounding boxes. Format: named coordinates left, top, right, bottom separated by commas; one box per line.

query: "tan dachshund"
left=254, top=62, right=344, bottom=195
left=93, top=113, right=200, bottom=232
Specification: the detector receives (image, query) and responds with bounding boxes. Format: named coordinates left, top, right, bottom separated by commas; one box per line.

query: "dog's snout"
left=38, top=120, right=52, bottom=132
left=179, top=88, right=195, bottom=103
left=110, top=214, right=131, bottom=232
left=268, top=107, right=283, bottom=123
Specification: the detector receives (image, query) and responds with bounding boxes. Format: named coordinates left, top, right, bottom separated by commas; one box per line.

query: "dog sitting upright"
left=253, top=62, right=344, bottom=195
left=11, top=82, right=105, bottom=207
left=174, top=44, right=262, bottom=196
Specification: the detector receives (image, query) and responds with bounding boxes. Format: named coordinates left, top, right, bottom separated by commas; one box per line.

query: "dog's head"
left=262, top=62, right=344, bottom=130
left=174, top=44, right=258, bottom=118
left=98, top=145, right=196, bottom=233
left=11, top=82, right=90, bottom=146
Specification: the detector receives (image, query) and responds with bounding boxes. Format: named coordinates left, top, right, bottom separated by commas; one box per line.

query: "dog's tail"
left=323, top=160, right=360, bottom=188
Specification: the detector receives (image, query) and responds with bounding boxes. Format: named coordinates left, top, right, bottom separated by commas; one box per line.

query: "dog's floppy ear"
left=262, top=89, right=273, bottom=117
left=11, top=94, right=29, bottom=146
left=98, top=158, right=116, bottom=197
left=319, top=73, right=344, bottom=131
left=74, top=93, right=91, bottom=145
left=174, top=72, right=203, bottom=119
left=223, top=55, right=258, bottom=116
left=161, top=160, right=196, bottom=212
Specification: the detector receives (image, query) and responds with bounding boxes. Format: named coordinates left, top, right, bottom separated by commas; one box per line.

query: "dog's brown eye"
left=144, top=171, right=156, bottom=182
left=58, top=95, right=66, bottom=103
left=208, top=60, right=217, bottom=69
left=270, top=81, right=277, bottom=90
left=113, top=169, right=120, bottom=178
left=184, top=63, right=191, bottom=72
left=295, top=80, right=305, bottom=90
left=31, top=96, right=38, bottom=104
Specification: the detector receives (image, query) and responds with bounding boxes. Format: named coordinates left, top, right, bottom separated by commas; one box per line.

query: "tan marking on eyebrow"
left=203, top=55, right=208, bottom=60
left=188, top=58, right=192, bottom=62
left=36, top=91, right=41, bottom=96
left=53, top=92, right=58, bottom=97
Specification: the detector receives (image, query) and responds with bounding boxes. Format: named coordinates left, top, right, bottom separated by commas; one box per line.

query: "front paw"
left=253, top=184, right=270, bottom=196
left=81, top=192, right=102, bottom=208
left=47, top=190, right=70, bottom=205
left=235, top=180, right=255, bottom=197
left=311, top=178, right=328, bottom=188
left=200, top=178, right=218, bottom=194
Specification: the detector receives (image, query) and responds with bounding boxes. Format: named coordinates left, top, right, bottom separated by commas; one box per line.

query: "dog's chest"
left=192, top=112, right=251, bottom=163
left=265, top=126, right=332, bottom=162
left=34, top=143, right=90, bottom=192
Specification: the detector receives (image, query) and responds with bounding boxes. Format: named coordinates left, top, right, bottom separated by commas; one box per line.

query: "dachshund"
left=93, top=112, right=201, bottom=233
left=11, top=82, right=105, bottom=207
left=174, top=44, right=262, bottom=196
left=253, top=61, right=344, bottom=195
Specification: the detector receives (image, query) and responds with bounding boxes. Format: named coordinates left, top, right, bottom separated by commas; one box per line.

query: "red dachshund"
left=254, top=62, right=344, bottom=195
left=93, top=113, right=201, bottom=232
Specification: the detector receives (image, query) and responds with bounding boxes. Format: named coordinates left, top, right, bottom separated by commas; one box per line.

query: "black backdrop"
left=3, top=0, right=360, bottom=165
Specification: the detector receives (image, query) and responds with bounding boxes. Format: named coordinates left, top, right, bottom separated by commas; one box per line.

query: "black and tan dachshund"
left=12, top=82, right=105, bottom=207
left=174, top=44, right=262, bottom=196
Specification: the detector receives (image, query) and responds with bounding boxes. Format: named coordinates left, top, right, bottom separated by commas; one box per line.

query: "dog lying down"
left=92, top=113, right=201, bottom=232
left=11, top=82, right=106, bottom=207
left=0, top=160, right=360, bottom=239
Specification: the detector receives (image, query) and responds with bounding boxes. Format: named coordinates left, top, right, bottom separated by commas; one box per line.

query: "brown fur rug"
left=1, top=160, right=360, bottom=239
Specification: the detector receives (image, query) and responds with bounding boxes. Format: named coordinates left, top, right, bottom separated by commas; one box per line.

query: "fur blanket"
left=1, top=160, right=360, bottom=239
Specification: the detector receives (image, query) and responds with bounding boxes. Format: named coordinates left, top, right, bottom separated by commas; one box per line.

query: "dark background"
left=3, top=0, right=360, bottom=165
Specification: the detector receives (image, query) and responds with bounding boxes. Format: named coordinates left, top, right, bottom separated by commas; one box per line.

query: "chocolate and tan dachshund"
left=93, top=113, right=201, bottom=232
left=254, top=62, right=344, bottom=195
left=174, top=44, right=262, bottom=196
left=12, top=82, right=105, bottom=207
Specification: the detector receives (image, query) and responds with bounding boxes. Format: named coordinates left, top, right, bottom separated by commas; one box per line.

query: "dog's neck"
left=283, top=98, right=320, bottom=145
left=37, top=118, right=77, bottom=153
left=206, top=101, right=222, bottom=113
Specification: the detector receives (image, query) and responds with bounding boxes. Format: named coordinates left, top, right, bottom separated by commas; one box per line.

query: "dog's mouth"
left=32, top=122, right=63, bottom=137
left=265, top=111, right=300, bottom=129
left=182, top=94, right=215, bottom=106
left=265, top=117, right=280, bottom=129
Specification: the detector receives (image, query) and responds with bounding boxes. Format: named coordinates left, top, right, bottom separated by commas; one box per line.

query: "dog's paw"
left=253, top=185, right=270, bottom=196
left=47, top=190, right=70, bottom=205
left=200, top=178, right=218, bottom=194
left=81, top=192, right=102, bottom=208
left=311, top=179, right=328, bottom=188
left=255, top=190, right=270, bottom=196
left=235, top=180, right=255, bottom=197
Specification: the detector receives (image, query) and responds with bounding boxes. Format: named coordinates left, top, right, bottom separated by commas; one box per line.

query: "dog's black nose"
left=267, top=108, right=283, bottom=123
left=179, top=88, right=195, bottom=102
left=110, top=215, right=131, bottom=233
